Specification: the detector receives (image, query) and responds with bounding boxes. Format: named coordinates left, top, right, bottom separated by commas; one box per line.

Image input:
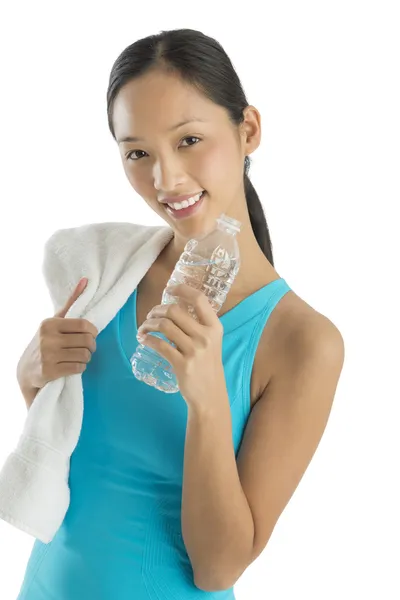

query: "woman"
left=17, top=28, right=345, bottom=600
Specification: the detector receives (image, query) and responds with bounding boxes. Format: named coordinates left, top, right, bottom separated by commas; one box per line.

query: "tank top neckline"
left=117, top=276, right=291, bottom=377
left=132, top=276, right=288, bottom=335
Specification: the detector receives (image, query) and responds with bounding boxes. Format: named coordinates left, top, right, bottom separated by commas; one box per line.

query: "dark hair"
left=106, top=28, right=274, bottom=265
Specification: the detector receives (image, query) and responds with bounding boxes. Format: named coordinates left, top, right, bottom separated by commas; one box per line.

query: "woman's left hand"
left=136, top=283, right=228, bottom=411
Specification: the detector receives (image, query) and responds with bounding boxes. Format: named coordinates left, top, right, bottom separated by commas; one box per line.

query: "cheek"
left=123, top=162, right=149, bottom=194
left=196, top=142, right=242, bottom=189
left=122, top=161, right=167, bottom=215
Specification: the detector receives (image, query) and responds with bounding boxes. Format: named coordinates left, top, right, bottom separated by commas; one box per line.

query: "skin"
left=111, top=67, right=280, bottom=297
left=14, top=63, right=344, bottom=592
left=110, top=67, right=345, bottom=589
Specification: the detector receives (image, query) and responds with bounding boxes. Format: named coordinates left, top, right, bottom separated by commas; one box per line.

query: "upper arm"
left=236, top=314, right=345, bottom=566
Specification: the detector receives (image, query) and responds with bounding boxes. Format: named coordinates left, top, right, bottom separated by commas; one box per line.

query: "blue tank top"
left=17, top=277, right=291, bottom=600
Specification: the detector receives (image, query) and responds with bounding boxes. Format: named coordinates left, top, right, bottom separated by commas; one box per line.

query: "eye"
left=126, top=136, right=201, bottom=161
left=180, top=136, right=201, bottom=147
left=126, top=150, right=148, bottom=161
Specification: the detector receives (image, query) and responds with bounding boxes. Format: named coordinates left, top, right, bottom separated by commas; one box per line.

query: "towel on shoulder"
left=0, top=220, right=174, bottom=543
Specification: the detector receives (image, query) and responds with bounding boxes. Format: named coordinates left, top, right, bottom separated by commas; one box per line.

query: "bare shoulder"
left=259, top=290, right=345, bottom=390
left=268, top=290, right=345, bottom=381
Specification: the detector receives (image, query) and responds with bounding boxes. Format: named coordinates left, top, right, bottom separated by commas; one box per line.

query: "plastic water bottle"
left=130, top=213, right=242, bottom=393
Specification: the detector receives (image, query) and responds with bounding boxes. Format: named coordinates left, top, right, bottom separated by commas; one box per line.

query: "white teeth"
left=167, top=191, right=203, bottom=211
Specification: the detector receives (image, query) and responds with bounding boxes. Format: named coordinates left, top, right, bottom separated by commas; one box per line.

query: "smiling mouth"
left=164, top=191, right=206, bottom=219
left=165, top=191, right=204, bottom=210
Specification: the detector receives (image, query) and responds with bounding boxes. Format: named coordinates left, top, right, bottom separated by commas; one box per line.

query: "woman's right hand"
left=17, top=277, right=99, bottom=407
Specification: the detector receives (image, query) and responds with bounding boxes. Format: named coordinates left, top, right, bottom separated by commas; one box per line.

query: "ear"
left=240, top=105, right=261, bottom=157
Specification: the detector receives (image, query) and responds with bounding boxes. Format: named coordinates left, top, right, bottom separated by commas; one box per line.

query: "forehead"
left=112, top=70, right=227, bottom=140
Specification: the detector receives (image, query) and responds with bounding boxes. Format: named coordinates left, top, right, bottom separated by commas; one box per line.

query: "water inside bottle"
left=162, top=248, right=240, bottom=320
left=130, top=214, right=241, bottom=393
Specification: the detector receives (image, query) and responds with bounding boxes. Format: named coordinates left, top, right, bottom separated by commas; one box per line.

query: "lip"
left=159, top=191, right=204, bottom=204
left=165, top=191, right=206, bottom=219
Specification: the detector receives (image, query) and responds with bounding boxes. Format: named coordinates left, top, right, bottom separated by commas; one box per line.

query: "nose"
left=153, top=154, right=186, bottom=193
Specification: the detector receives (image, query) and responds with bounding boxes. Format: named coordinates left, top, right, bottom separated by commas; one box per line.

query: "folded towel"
left=0, top=221, right=174, bottom=543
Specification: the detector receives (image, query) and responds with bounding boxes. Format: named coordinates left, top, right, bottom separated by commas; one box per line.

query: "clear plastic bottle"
left=130, top=213, right=242, bottom=393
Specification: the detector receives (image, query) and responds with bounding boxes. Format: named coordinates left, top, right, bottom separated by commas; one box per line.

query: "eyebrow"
left=117, top=118, right=207, bottom=144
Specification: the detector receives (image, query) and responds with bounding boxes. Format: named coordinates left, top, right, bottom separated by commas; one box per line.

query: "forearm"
left=181, top=394, right=254, bottom=590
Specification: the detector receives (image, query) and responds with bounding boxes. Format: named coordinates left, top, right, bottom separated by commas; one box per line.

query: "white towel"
left=0, top=221, right=174, bottom=543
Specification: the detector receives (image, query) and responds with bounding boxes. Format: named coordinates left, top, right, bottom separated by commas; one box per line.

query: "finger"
left=56, top=318, right=98, bottom=338
left=138, top=317, right=192, bottom=354
left=145, top=303, right=205, bottom=339
left=56, top=278, right=88, bottom=318
left=57, top=332, right=97, bottom=352
left=166, top=284, right=216, bottom=327
left=56, top=347, right=93, bottom=364
left=138, top=331, right=182, bottom=367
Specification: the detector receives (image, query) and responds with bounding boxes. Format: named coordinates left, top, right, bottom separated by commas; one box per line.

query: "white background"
left=0, top=1, right=399, bottom=598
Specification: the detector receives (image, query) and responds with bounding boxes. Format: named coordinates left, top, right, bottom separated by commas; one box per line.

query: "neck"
left=159, top=203, right=280, bottom=297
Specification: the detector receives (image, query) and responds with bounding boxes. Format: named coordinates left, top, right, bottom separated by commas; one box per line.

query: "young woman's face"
left=112, top=69, right=250, bottom=233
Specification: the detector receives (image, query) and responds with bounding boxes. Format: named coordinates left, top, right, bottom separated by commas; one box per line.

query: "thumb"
left=55, top=277, right=88, bottom=318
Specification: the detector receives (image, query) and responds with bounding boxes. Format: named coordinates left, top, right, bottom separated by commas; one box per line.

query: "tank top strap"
left=220, top=277, right=292, bottom=334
